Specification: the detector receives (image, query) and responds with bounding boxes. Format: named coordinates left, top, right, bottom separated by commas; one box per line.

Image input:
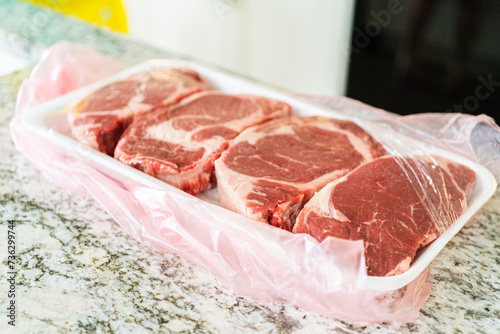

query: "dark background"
left=346, top=0, right=500, bottom=124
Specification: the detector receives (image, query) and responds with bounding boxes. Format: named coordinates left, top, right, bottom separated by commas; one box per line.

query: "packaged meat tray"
left=13, top=58, right=498, bottom=322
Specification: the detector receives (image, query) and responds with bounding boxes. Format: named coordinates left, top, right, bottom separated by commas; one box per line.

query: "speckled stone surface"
left=1, top=1, right=500, bottom=333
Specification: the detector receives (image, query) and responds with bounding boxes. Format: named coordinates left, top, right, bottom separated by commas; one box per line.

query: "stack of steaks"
left=69, top=67, right=476, bottom=277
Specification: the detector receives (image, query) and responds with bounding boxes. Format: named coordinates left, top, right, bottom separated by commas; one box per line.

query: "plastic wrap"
left=10, top=42, right=500, bottom=323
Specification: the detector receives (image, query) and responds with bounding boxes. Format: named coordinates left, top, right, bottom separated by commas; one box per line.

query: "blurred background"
left=348, top=0, right=500, bottom=122
left=0, top=0, right=498, bottom=123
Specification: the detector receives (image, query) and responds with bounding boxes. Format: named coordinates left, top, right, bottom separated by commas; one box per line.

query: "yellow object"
left=25, top=0, right=128, bottom=33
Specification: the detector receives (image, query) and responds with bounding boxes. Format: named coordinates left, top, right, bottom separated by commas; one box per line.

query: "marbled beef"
left=214, top=116, right=385, bottom=231
left=69, top=68, right=209, bottom=155
left=294, top=155, right=476, bottom=276
left=114, top=91, right=292, bottom=195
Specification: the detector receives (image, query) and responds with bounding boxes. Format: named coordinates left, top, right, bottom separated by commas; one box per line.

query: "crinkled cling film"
left=10, top=42, right=500, bottom=322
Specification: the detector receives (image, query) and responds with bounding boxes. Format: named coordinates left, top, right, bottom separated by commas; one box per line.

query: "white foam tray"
left=23, top=60, right=498, bottom=291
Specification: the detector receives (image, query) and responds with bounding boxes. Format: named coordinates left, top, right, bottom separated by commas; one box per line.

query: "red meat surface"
left=294, top=155, right=476, bottom=276
left=214, top=116, right=385, bottom=231
left=68, top=68, right=209, bottom=155
left=115, top=91, right=292, bottom=195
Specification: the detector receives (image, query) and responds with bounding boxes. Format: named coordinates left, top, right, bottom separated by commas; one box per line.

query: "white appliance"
left=123, top=0, right=355, bottom=95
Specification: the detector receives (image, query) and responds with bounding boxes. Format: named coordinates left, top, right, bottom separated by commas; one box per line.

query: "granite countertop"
left=1, top=1, right=499, bottom=333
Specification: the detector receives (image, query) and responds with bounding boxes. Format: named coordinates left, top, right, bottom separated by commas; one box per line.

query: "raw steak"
left=69, top=68, right=209, bottom=155
left=114, top=91, right=292, bottom=195
left=294, top=155, right=476, bottom=277
left=214, top=116, right=386, bottom=231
